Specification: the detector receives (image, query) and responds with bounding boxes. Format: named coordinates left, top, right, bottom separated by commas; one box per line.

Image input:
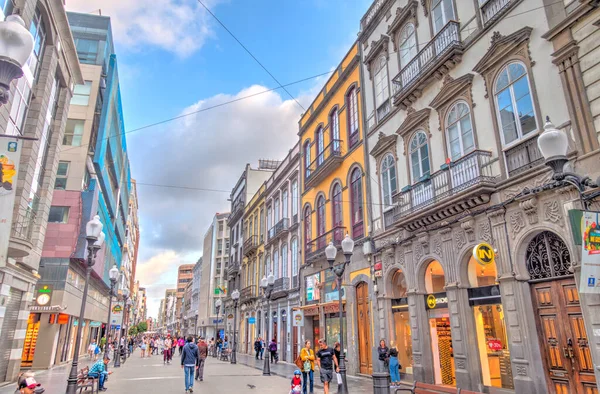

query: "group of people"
left=180, top=336, right=210, bottom=392
left=253, top=337, right=279, bottom=362
left=377, top=339, right=403, bottom=386
left=294, top=339, right=341, bottom=394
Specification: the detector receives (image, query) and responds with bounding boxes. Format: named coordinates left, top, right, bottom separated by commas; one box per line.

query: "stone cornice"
left=387, top=1, right=419, bottom=51
left=396, top=108, right=431, bottom=138
left=370, top=132, right=398, bottom=158
left=429, top=74, right=474, bottom=110
left=472, top=27, right=533, bottom=75
left=364, top=35, right=390, bottom=77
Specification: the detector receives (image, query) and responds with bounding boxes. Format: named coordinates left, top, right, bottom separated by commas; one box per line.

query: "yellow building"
left=239, top=183, right=266, bottom=355
left=299, top=42, right=374, bottom=376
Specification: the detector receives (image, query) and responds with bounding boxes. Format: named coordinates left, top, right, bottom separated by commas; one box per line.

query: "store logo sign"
left=473, top=243, right=495, bottom=266
left=425, top=293, right=448, bottom=310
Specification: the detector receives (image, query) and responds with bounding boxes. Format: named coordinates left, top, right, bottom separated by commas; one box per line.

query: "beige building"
left=176, top=264, right=194, bottom=333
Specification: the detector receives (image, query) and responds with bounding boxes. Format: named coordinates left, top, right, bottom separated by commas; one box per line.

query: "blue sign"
left=111, top=325, right=121, bottom=330
left=248, top=317, right=256, bottom=324
left=588, top=277, right=596, bottom=287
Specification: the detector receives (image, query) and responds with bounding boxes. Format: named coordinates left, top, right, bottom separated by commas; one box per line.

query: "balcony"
left=243, top=235, right=259, bottom=257
left=267, top=218, right=289, bottom=244
left=227, top=260, right=240, bottom=278
left=392, top=21, right=463, bottom=109
left=505, top=136, right=543, bottom=177
left=384, top=150, right=498, bottom=231
left=290, top=214, right=299, bottom=229
left=305, top=140, right=343, bottom=189
left=306, top=226, right=346, bottom=262
left=271, top=277, right=291, bottom=299
left=481, top=0, right=512, bottom=26
left=292, top=275, right=299, bottom=289
left=8, top=211, right=36, bottom=258
left=229, top=198, right=245, bottom=223
left=240, top=285, right=257, bottom=302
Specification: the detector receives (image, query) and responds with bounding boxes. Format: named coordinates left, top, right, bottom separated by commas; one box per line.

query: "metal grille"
left=526, top=232, right=571, bottom=281
left=0, top=288, right=22, bottom=381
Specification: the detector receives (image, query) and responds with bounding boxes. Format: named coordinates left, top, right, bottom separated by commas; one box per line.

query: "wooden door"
left=356, top=282, right=372, bottom=375
left=531, top=278, right=598, bottom=394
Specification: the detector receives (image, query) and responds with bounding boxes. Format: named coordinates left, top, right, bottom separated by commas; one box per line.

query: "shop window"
left=425, top=260, right=445, bottom=293
left=390, top=270, right=413, bottom=380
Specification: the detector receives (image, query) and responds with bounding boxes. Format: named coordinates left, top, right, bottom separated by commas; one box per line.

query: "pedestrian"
left=181, top=336, right=199, bottom=393
left=196, top=337, right=208, bottom=381
left=88, top=355, right=113, bottom=392
left=269, top=338, right=278, bottom=363
left=150, top=337, right=155, bottom=356
left=216, top=336, right=222, bottom=357
left=254, top=337, right=262, bottom=360
left=388, top=346, right=401, bottom=386
left=290, top=369, right=302, bottom=394
left=377, top=339, right=389, bottom=371
left=259, top=337, right=265, bottom=360
left=88, top=338, right=98, bottom=360
left=15, top=375, right=43, bottom=394
left=300, top=340, right=315, bottom=394
left=164, top=335, right=172, bottom=364
left=100, top=336, right=106, bottom=351
left=315, top=339, right=338, bottom=394
left=333, top=342, right=343, bottom=389
left=172, top=335, right=178, bottom=357
left=178, top=337, right=185, bottom=355
left=128, top=336, right=134, bottom=355
left=140, top=337, right=147, bottom=358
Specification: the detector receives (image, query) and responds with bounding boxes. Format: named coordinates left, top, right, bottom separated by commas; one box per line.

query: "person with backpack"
left=269, top=339, right=278, bottom=363
left=180, top=336, right=199, bottom=393
left=299, top=340, right=315, bottom=394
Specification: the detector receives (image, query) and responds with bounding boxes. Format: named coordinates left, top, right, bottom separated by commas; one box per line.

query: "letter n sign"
left=473, top=242, right=495, bottom=266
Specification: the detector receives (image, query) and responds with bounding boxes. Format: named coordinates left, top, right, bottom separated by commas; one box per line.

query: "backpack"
left=94, top=345, right=100, bottom=355
left=269, top=342, right=277, bottom=352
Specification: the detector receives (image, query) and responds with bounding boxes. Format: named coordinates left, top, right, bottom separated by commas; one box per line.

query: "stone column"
left=487, top=209, right=547, bottom=393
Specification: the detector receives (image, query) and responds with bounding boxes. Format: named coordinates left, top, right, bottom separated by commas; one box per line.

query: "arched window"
left=274, top=197, right=280, bottom=223
left=398, top=23, right=417, bottom=68
left=526, top=231, right=571, bottom=280
left=304, top=206, right=312, bottom=251
left=281, top=243, right=288, bottom=279
left=332, top=183, right=343, bottom=229
left=317, top=196, right=326, bottom=248
left=316, top=127, right=325, bottom=166
left=330, top=108, right=340, bottom=153
left=432, top=0, right=455, bottom=34
left=381, top=154, right=397, bottom=208
left=28, top=8, right=47, bottom=79
left=446, top=101, right=474, bottom=160
left=273, top=250, right=279, bottom=278
left=391, top=270, right=408, bottom=299
left=374, top=56, right=390, bottom=119
left=494, top=62, right=537, bottom=146
left=303, top=141, right=311, bottom=179
left=350, top=169, right=364, bottom=239
left=425, top=260, right=445, bottom=293
left=291, top=181, right=298, bottom=217
left=291, top=238, right=299, bottom=278
left=347, top=87, right=359, bottom=148
left=409, top=131, right=430, bottom=182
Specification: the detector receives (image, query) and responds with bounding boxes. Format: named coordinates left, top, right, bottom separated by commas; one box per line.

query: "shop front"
left=389, top=269, right=413, bottom=380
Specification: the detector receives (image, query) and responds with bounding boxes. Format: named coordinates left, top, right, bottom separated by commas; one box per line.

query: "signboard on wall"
left=110, top=302, right=124, bottom=326
left=324, top=269, right=346, bottom=302
left=0, top=138, right=22, bottom=267
left=580, top=211, right=600, bottom=294
left=292, top=310, right=304, bottom=327
left=305, top=273, right=321, bottom=302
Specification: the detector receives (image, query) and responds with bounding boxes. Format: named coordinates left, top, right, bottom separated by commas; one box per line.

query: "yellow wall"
left=299, top=42, right=368, bottom=260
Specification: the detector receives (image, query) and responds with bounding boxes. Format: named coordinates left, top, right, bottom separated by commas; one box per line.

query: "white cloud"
left=65, top=0, right=219, bottom=57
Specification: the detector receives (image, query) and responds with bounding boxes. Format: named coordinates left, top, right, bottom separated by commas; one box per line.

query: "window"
left=219, top=222, right=224, bottom=232
left=332, top=183, right=343, bottom=227
left=304, top=141, right=311, bottom=179
left=330, top=108, right=340, bottom=152
left=347, top=87, right=359, bottom=148
left=292, top=181, right=298, bottom=217
left=281, top=243, right=288, bottom=279
left=494, top=62, right=537, bottom=146
left=274, top=198, right=280, bottom=223
left=48, top=206, right=69, bottom=223
left=71, top=81, right=92, bottom=106
left=6, top=77, right=31, bottom=136
left=0, top=0, right=14, bottom=20
left=291, top=238, right=298, bottom=277
left=75, top=38, right=99, bottom=64
left=260, top=208, right=265, bottom=239
left=409, top=131, right=430, bottom=182
left=282, top=189, right=288, bottom=219
left=304, top=206, right=312, bottom=249
left=317, top=196, right=326, bottom=237
left=374, top=57, right=390, bottom=119
left=254, top=215, right=258, bottom=239
left=446, top=102, right=475, bottom=160
left=273, top=250, right=279, bottom=278
left=63, top=119, right=85, bottom=146
left=316, top=127, right=325, bottom=166
left=28, top=8, right=47, bottom=79
left=54, top=161, right=69, bottom=190
left=350, top=169, right=364, bottom=239
left=265, top=255, right=270, bottom=277
left=267, top=206, right=272, bottom=230
left=432, top=0, right=455, bottom=34
left=398, top=23, right=417, bottom=68
left=381, top=154, right=397, bottom=208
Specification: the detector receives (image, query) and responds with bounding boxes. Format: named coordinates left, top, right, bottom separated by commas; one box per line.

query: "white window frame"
left=398, top=23, right=418, bottom=69
left=432, top=0, right=455, bottom=34
left=380, top=154, right=397, bottom=210
left=409, top=131, right=431, bottom=183
left=55, top=161, right=70, bottom=190
left=445, top=101, right=475, bottom=161
left=374, top=56, right=390, bottom=118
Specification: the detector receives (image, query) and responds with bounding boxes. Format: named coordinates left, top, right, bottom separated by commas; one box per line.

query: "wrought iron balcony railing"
left=272, top=277, right=291, bottom=295
left=305, top=225, right=346, bottom=262
left=305, top=140, right=343, bottom=189
left=267, top=218, right=290, bottom=243
left=11, top=211, right=36, bottom=242
left=481, top=0, right=512, bottom=26
left=505, top=136, right=543, bottom=178
left=240, top=285, right=257, bottom=301
left=243, top=235, right=259, bottom=256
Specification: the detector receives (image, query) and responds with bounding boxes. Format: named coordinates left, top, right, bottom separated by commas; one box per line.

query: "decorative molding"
left=455, top=358, right=466, bottom=370
left=396, top=108, right=431, bottom=139
left=414, top=241, right=424, bottom=262
left=515, top=365, right=527, bottom=376
left=429, top=74, right=475, bottom=110
left=459, top=217, right=475, bottom=242
left=364, top=34, right=391, bottom=78
left=544, top=200, right=562, bottom=223
left=397, top=246, right=405, bottom=266
left=518, top=196, right=538, bottom=225
left=473, top=27, right=533, bottom=75
left=502, top=171, right=553, bottom=200
left=387, top=1, right=419, bottom=51
left=433, top=236, right=443, bottom=257
left=370, top=132, right=398, bottom=158
left=479, top=221, right=492, bottom=243
left=417, top=231, right=430, bottom=253
left=510, top=212, right=526, bottom=239
left=420, top=0, right=428, bottom=17
left=454, top=230, right=467, bottom=250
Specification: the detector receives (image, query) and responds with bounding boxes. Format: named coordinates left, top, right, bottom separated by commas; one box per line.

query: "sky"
left=64, top=0, right=372, bottom=318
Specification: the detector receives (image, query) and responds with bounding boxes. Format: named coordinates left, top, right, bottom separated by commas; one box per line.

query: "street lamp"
left=66, top=216, right=104, bottom=394
left=537, top=117, right=599, bottom=207
left=0, top=10, right=34, bottom=105
left=104, top=265, right=119, bottom=360
left=231, top=289, right=240, bottom=364
left=114, top=286, right=129, bottom=367
left=214, top=298, right=222, bottom=357
left=325, top=233, right=354, bottom=394
left=260, top=274, right=275, bottom=376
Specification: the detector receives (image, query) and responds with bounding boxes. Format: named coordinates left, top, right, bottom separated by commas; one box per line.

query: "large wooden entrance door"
left=531, top=278, right=597, bottom=394
left=356, top=282, right=372, bottom=375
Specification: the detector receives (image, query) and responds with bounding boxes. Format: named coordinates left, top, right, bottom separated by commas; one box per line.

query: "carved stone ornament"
left=455, top=358, right=466, bottom=370
left=503, top=171, right=553, bottom=200
left=510, top=212, right=526, bottom=239
left=454, top=230, right=467, bottom=250
left=382, top=249, right=394, bottom=271
left=364, top=34, right=390, bottom=79
left=518, top=196, right=538, bottom=225
left=370, top=132, right=398, bottom=159
left=544, top=200, right=562, bottom=223
left=387, top=1, right=419, bottom=51
left=460, top=217, right=475, bottom=242
left=414, top=242, right=424, bottom=262
left=397, top=246, right=405, bottom=266
left=375, top=235, right=397, bottom=249
left=490, top=31, right=504, bottom=46
left=479, top=221, right=492, bottom=243
left=515, top=365, right=527, bottom=376
left=417, top=231, right=430, bottom=250
left=433, top=236, right=443, bottom=257
left=420, top=0, right=428, bottom=17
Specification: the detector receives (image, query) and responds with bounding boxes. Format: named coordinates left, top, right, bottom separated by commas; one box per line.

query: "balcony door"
left=432, top=0, right=455, bottom=35
left=409, top=131, right=432, bottom=207
left=446, top=102, right=477, bottom=189
left=316, top=197, right=326, bottom=249
left=316, top=127, right=325, bottom=166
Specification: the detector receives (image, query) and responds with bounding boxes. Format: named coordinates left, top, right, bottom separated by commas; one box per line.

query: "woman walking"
left=140, top=337, right=147, bottom=358
left=300, top=340, right=315, bottom=394
left=269, top=339, right=278, bottom=363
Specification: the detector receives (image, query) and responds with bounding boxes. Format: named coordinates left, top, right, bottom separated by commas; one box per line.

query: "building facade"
left=298, top=41, right=373, bottom=376
left=262, top=143, right=301, bottom=363
left=358, top=0, right=600, bottom=392
left=190, top=257, right=202, bottom=336
left=164, top=288, right=177, bottom=334
left=176, top=263, right=194, bottom=332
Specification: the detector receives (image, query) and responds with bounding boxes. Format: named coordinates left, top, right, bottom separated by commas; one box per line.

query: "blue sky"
left=66, top=0, right=372, bottom=316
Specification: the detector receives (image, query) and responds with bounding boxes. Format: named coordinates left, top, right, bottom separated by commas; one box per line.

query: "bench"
left=76, top=366, right=98, bottom=394
left=394, top=381, right=482, bottom=394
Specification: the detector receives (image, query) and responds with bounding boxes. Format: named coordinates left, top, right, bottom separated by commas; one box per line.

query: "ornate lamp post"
left=260, top=274, right=275, bottom=376
left=104, top=265, right=120, bottom=359
left=325, top=234, right=354, bottom=394
left=65, top=216, right=105, bottom=394
left=230, top=289, right=240, bottom=364
left=0, top=10, right=34, bottom=105
left=214, top=298, right=222, bottom=357
left=114, top=287, right=130, bottom=367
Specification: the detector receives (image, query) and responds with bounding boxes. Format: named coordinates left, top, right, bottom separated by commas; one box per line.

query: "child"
left=290, top=369, right=302, bottom=394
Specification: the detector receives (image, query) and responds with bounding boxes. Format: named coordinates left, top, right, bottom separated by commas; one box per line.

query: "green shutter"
left=568, top=209, right=583, bottom=246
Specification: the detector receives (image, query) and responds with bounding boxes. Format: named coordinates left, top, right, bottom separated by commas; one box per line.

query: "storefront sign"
left=292, top=310, right=304, bottom=327
left=473, top=242, right=495, bottom=266
left=324, top=269, right=345, bottom=302
left=110, top=302, right=124, bottom=326
left=0, top=138, right=22, bottom=267
left=425, top=292, right=448, bottom=310
left=248, top=317, right=256, bottom=324
left=487, top=338, right=502, bottom=351
left=57, top=313, right=70, bottom=324
left=89, top=321, right=102, bottom=327
left=580, top=211, right=600, bottom=294
left=29, top=305, right=66, bottom=312
left=73, top=319, right=86, bottom=327
left=305, top=273, right=321, bottom=302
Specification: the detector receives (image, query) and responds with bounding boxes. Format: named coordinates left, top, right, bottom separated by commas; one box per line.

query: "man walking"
left=316, top=339, right=338, bottom=394
left=196, top=337, right=208, bottom=381
left=88, top=355, right=113, bottom=392
left=254, top=337, right=262, bottom=360
left=181, top=336, right=199, bottom=393
left=164, top=335, right=172, bottom=364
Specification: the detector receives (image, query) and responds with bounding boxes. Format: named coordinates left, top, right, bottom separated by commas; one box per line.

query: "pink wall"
left=42, top=190, right=82, bottom=258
